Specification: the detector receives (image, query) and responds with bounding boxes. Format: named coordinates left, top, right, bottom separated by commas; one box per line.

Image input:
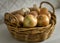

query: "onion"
left=15, top=14, right=24, bottom=24
left=21, top=8, right=30, bottom=13
left=40, top=7, right=48, bottom=13
left=33, top=4, right=40, bottom=13
left=20, top=8, right=30, bottom=16
left=30, top=11, right=38, bottom=18
left=40, top=8, right=51, bottom=19
left=45, top=12, right=51, bottom=19
left=38, top=14, right=49, bottom=26
left=23, top=14, right=37, bottom=27
left=29, top=4, right=40, bottom=13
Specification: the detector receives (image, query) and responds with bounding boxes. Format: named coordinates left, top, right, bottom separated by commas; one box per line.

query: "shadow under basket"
left=4, top=1, right=56, bottom=42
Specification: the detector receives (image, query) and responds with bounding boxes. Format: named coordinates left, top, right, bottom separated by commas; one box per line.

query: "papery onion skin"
left=23, top=14, right=37, bottom=27
left=38, top=14, right=49, bottom=27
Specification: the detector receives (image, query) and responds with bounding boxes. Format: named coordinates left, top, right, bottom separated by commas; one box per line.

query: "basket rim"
left=6, top=19, right=55, bottom=33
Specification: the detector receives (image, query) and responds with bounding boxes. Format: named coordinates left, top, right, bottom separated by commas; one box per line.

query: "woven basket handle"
left=4, top=13, right=19, bottom=26
left=39, top=1, right=55, bottom=14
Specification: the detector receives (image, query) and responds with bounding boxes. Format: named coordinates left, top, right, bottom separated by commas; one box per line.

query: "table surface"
left=0, top=9, right=60, bottom=43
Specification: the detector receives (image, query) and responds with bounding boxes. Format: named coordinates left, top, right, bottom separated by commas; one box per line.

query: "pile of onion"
left=10, top=4, right=51, bottom=27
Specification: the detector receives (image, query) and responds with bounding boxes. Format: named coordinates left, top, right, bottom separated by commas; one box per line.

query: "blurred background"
left=0, top=0, right=60, bottom=24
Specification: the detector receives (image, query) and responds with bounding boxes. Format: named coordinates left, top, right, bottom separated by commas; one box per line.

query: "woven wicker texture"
left=4, top=1, right=56, bottom=42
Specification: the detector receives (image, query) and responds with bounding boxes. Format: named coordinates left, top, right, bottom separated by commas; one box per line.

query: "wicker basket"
left=4, top=1, right=56, bottom=42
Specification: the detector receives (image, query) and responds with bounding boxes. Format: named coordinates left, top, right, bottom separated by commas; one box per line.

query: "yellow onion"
left=15, top=14, right=24, bottom=24
left=23, top=14, right=37, bottom=27
left=38, top=14, right=49, bottom=27
left=30, top=11, right=38, bottom=18
left=29, top=4, right=40, bottom=13
left=40, top=7, right=51, bottom=19
left=20, top=8, right=30, bottom=16
left=33, top=4, right=40, bottom=13
left=40, top=7, right=48, bottom=13
left=21, top=8, right=30, bottom=13
left=45, top=12, right=51, bottom=19
left=40, top=12, right=51, bottom=20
